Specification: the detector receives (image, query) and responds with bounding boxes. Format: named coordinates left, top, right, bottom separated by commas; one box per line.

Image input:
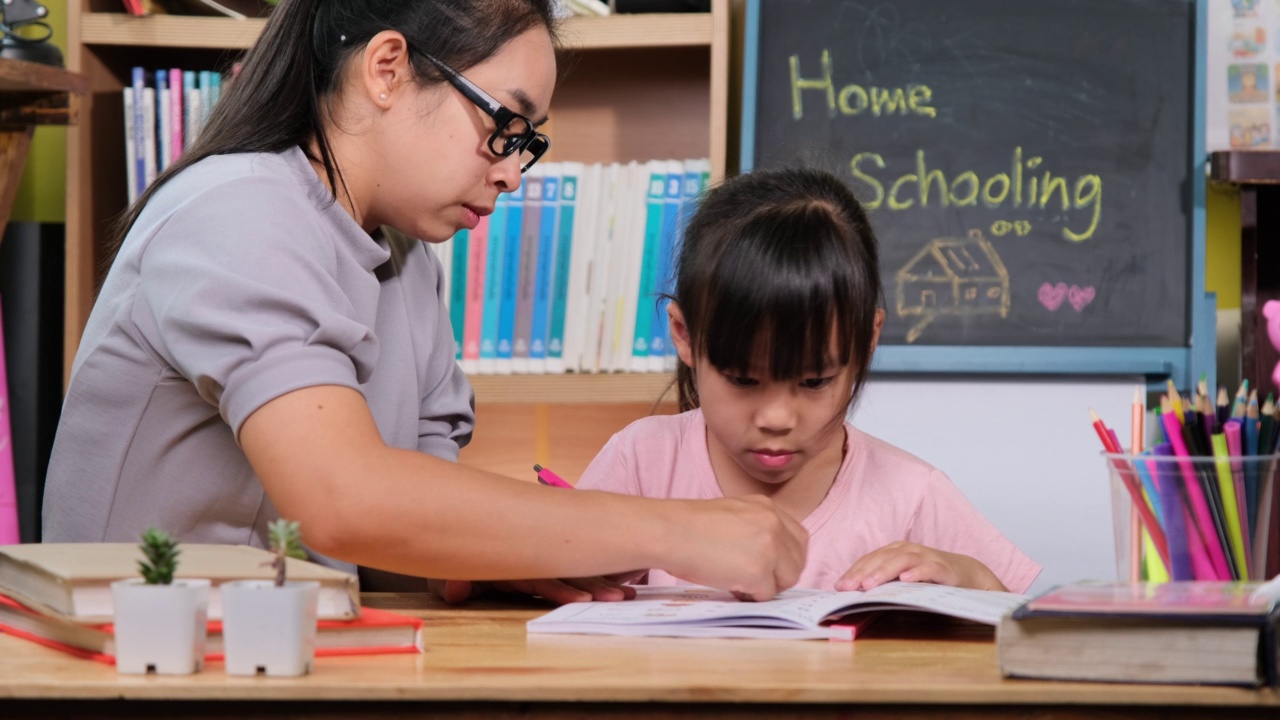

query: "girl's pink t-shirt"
left=576, top=409, right=1041, bottom=593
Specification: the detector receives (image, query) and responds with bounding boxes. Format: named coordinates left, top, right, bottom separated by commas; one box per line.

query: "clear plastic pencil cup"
left=1104, top=452, right=1280, bottom=583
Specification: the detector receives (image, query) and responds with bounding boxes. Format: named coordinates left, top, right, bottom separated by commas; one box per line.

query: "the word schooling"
left=788, top=50, right=1104, bottom=243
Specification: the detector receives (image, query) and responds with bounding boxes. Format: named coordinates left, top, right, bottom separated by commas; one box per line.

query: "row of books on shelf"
left=123, top=66, right=230, bottom=204
left=431, top=158, right=711, bottom=376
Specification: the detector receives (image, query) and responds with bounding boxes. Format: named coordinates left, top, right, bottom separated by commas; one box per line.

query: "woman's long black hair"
left=111, top=0, right=558, bottom=251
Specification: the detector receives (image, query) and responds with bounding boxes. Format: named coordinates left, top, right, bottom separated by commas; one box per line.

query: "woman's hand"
left=428, top=572, right=645, bottom=605
left=835, top=541, right=1007, bottom=592
left=662, top=495, right=808, bottom=601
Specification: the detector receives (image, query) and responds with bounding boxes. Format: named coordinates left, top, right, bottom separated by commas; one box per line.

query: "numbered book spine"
left=530, top=168, right=559, bottom=374
left=461, top=215, right=489, bottom=374
left=631, top=161, right=667, bottom=371
left=649, top=160, right=686, bottom=372
left=496, top=184, right=525, bottom=374
left=479, top=195, right=508, bottom=374
left=449, top=230, right=468, bottom=362
left=667, top=160, right=710, bottom=371
left=513, top=171, right=543, bottom=373
left=563, top=162, right=598, bottom=373
left=547, top=164, right=580, bottom=374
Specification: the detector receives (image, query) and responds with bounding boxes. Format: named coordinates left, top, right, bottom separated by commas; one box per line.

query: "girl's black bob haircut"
left=673, top=167, right=882, bottom=411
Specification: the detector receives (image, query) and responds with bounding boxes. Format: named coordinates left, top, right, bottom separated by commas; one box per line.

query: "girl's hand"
left=428, top=573, right=644, bottom=605
left=835, top=541, right=1007, bottom=592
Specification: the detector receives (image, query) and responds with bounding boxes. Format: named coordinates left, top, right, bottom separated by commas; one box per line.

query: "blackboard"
left=742, top=0, right=1211, bottom=379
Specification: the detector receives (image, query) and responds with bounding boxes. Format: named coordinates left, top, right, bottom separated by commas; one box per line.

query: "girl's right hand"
left=661, top=495, right=808, bottom=600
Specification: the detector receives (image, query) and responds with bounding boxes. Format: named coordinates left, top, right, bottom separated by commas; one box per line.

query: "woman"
left=43, top=0, right=806, bottom=602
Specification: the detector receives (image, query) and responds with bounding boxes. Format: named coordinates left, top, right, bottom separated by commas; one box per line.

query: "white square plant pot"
left=220, top=580, right=320, bottom=676
left=110, top=578, right=211, bottom=675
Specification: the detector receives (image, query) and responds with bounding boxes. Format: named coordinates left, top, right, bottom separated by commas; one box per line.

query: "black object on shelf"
left=0, top=0, right=63, bottom=67
left=614, top=0, right=710, bottom=12
left=0, top=221, right=64, bottom=543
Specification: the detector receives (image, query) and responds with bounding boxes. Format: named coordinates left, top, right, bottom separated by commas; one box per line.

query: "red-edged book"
left=0, top=593, right=422, bottom=663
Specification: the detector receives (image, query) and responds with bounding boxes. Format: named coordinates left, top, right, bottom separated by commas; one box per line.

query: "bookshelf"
left=65, top=0, right=726, bottom=479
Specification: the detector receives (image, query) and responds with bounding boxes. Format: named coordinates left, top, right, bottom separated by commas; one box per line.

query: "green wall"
left=1206, top=181, right=1241, bottom=311
left=11, top=0, right=66, bottom=224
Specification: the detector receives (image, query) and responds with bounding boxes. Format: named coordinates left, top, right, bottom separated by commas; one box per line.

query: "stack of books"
left=998, top=580, right=1280, bottom=686
left=0, top=544, right=422, bottom=663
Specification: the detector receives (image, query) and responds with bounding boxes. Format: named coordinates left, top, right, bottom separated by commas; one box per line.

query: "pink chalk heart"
left=1038, top=282, right=1067, bottom=311
left=1068, top=285, right=1095, bottom=312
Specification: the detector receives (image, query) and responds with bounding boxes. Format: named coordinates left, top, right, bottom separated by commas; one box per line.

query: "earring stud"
left=378, top=92, right=389, bottom=102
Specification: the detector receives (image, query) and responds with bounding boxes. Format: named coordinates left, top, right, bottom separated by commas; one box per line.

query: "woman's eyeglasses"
left=422, top=53, right=550, bottom=173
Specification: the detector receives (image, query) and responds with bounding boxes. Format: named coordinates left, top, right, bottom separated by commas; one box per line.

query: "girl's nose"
left=755, top=388, right=798, bottom=434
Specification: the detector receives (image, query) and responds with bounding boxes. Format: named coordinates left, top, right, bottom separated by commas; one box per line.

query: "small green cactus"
left=267, top=519, right=306, bottom=587
left=137, top=528, right=180, bottom=585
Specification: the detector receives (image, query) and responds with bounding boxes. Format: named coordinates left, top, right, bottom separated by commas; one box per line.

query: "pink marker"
left=533, top=464, right=573, bottom=489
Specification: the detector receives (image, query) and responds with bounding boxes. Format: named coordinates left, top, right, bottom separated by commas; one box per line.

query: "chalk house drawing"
left=895, top=229, right=1010, bottom=343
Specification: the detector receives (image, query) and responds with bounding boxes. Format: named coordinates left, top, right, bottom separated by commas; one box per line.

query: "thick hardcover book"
left=0, top=544, right=359, bottom=623
left=0, top=594, right=420, bottom=664
left=998, top=580, right=1280, bottom=686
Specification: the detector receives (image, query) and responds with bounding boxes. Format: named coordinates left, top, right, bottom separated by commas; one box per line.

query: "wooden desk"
left=0, top=57, right=86, bottom=245
left=1, top=594, right=1278, bottom=719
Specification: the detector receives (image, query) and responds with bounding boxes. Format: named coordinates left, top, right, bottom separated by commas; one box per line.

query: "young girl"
left=576, top=168, right=1040, bottom=593
left=41, top=0, right=807, bottom=603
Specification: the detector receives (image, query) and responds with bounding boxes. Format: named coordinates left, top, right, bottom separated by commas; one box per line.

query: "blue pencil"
left=1152, top=443, right=1193, bottom=580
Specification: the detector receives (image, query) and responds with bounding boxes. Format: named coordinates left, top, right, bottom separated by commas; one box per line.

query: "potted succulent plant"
left=219, top=519, right=320, bottom=676
left=110, top=528, right=211, bottom=674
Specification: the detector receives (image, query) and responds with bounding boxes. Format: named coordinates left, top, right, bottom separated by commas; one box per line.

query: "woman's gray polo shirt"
left=43, top=146, right=475, bottom=568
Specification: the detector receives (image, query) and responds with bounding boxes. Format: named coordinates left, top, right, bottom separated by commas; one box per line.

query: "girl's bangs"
left=697, top=209, right=860, bottom=380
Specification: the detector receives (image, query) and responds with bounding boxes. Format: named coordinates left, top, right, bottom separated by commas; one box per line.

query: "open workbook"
left=527, top=583, right=1029, bottom=640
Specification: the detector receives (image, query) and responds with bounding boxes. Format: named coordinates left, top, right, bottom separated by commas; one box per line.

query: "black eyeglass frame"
left=422, top=53, right=550, bottom=173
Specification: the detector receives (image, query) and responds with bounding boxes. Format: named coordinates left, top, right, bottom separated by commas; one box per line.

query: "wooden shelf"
left=469, top=372, right=676, bottom=404
left=79, top=12, right=714, bottom=51
left=0, top=58, right=88, bottom=95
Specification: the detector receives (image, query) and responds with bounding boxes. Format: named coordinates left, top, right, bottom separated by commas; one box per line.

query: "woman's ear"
left=668, top=303, right=695, bottom=368
left=870, top=308, right=885, bottom=355
left=359, top=30, right=413, bottom=108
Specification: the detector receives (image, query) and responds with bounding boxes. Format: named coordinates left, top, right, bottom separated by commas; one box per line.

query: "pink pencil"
left=533, top=464, right=574, bottom=489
